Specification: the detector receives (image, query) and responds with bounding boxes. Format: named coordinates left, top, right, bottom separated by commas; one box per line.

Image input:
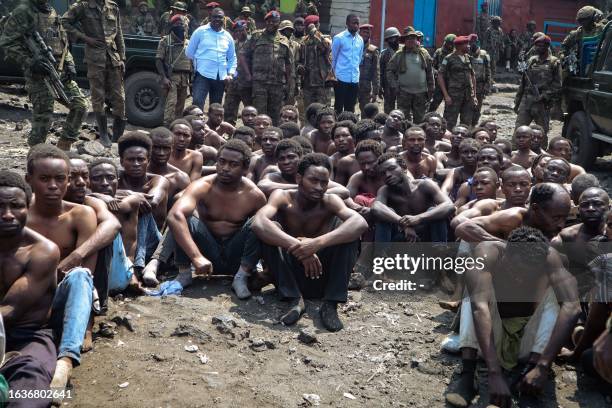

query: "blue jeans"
left=192, top=73, right=225, bottom=109
left=174, top=216, right=260, bottom=274
left=110, top=233, right=134, bottom=292
left=50, top=268, right=93, bottom=365
left=134, top=213, right=162, bottom=269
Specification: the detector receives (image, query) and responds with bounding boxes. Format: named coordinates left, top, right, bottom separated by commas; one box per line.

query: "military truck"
left=0, top=0, right=165, bottom=126
left=562, top=21, right=612, bottom=170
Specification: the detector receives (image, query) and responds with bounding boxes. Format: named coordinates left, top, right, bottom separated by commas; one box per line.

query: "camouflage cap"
left=444, top=33, right=456, bottom=43
left=170, top=1, right=187, bottom=12
left=240, top=6, right=252, bottom=14
left=279, top=20, right=294, bottom=31
left=577, top=6, right=598, bottom=20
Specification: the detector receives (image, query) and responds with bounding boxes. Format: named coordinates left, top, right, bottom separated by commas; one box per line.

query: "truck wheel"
left=125, top=71, right=164, bottom=127
left=565, top=111, right=599, bottom=170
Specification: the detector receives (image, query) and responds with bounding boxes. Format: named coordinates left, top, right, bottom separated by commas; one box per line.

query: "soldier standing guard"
left=474, top=1, right=490, bottom=40
left=132, top=2, right=156, bottom=36
left=297, top=15, right=332, bottom=110
left=224, top=20, right=252, bottom=125
left=357, top=24, right=380, bottom=114
left=482, top=15, right=504, bottom=78
left=429, top=33, right=455, bottom=113
left=468, top=34, right=491, bottom=126
left=279, top=19, right=301, bottom=105
left=156, top=15, right=192, bottom=127
left=514, top=35, right=561, bottom=135
left=159, top=1, right=189, bottom=36
left=379, top=27, right=401, bottom=113
left=438, top=36, right=477, bottom=128
left=239, top=6, right=256, bottom=34
left=0, top=0, right=88, bottom=150
left=62, top=0, right=126, bottom=147
left=240, top=10, right=294, bottom=125
left=519, top=20, right=537, bottom=57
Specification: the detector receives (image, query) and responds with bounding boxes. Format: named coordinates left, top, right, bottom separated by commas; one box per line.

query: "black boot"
left=112, top=116, right=126, bottom=143
left=95, top=113, right=111, bottom=147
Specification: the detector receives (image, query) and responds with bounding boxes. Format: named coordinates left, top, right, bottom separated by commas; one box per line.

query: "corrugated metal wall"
left=326, top=0, right=371, bottom=35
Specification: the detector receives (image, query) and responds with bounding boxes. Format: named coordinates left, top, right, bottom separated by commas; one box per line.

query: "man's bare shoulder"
left=21, top=227, right=61, bottom=262
left=338, top=154, right=356, bottom=165
left=413, top=177, right=442, bottom=193
left=558, top=223, right=582, bottom=242
left=64, top=200, right=97, bottom=221
left=84, top=195, right=108, bottom=212
left=347, top=171, right=365, bottom=184
left=187, top=149, right=204, bottom=160
left=472, top=198, right=501, bottom=211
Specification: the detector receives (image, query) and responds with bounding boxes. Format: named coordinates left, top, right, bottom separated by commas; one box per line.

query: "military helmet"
left=384, top=27, right=400, bottom=39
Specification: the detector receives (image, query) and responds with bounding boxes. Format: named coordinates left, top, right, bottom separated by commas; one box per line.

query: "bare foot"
left=438, top=300, right=460, bottom=313
left=50, top=357, right=73, bottom=405
left=81, top=315, right=94, bottom=353
left=128, top=274, right=146, bottom=296
left=142, top=259, right=160, bottom=287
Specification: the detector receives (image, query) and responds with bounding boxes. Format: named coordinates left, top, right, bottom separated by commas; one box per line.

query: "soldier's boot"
left=95, top=113, right=111, bottom=148
left=112, top=116, right=126, bottom=143
left=57, top=138, right=73, bottom=151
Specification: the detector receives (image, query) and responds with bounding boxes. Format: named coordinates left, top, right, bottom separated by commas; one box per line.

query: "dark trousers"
left=0, top=328, right=56, bottom=408
left=192, top=73, right=225, bottom=109
left=174, top=216, right=260, bottom=274
left=333, top=80, right=359, bottom=113
left=93, top=243, right=112, bottom=314
left=374, top=219, right=448, bottom=243
left=261, top=241, right=359, bottom=303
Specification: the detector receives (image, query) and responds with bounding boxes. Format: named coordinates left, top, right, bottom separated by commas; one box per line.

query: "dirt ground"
left=0, top=82, right=611, bottom=408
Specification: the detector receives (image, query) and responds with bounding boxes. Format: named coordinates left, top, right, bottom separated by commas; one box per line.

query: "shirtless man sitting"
left=64, top=153, right=123, bottom=311
left=529, top=124, right=547, bottom=154
left=254, top=114, right=272, bottom=151
left=452, top=144, right=504, bottom=208
left=344, top=140, right=385, bottom=219
left=381, top=109, right=404, bottom=149
left=233, top=126, right=256, bottom=150
left=400, top=127, right=438, bottom=179
left=240, top=106, right=258, bottom=129
left=547, top=136, right=586, bottom=181
left=423, top=113, right=451, bottom=154
left=435, top=124, right=469, bottom=178
left=0, top=171, right=59, bottom=406
left=207, top=103, right=235, bottom=138
left=445, top=226, right=580, bottom=407
left=258, top=139, right=349, bottom=198
left=542, top=157, right=571, bottom=189
left=479, top=119, right=499, bottom=142
left=279, top=105, right=300, bottom=126
left=471, top=127, right=491, bottom=144
left=354, top=119, right=383, bottom=145
left=372, top=153, right=454, bottom=243
left=309, top=106, right=336, bottom=154
left=329, top=121, right=358, bottom=185
left=148, top=127, right=191, bottom=204
left=25, top=145, right=98, bottom=392
left=510, top=125, right=537, bottom=169
left=300, top=102, right=324, bottom=138
left=248, top=126, right=282, bottom=183
left=441, top=138, right=481, bottom=202
left=168, top=119, right=204, bottom=181
left=186, top=114, right=226, bottom=151
left=252, top=153, right=368, bottom=331
left=167, top=140, right=267, bottom=299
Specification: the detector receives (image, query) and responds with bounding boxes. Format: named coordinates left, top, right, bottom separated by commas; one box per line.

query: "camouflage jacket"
left=386, top=46, right=434, bottom=93
left=230, top=38, right=250, bottom=89
left=359, top=43, right=380, bottom=94
left=470, top=49, right=491, bottom=91
left=432, top=46, right=452, bottom=71
left=515, top=53, right=562, bottom=104
left=0, top=0, right=74, bottom=72
left=242, top=29, right=293, bottom=86
left=518, top=30, right=535, bottom=53
left=474, top=12, right=490, bottom=39
left=439, top=52, right=474, bottom=93
left=298, top=30, right=331, bottom=88
left=132, top=12, right=156, bottom=36
left=482, top=26, right=504, bottom=56
left=379, top=46, right=397, bottom=90
left=61, top=0, right=125, bottom=67
left=561, top=23, right=605, bottom=58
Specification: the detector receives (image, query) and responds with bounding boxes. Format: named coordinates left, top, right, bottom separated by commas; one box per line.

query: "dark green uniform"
left=242, top=29, right=294, bottom=125
left=0, top=0, right=87, bottom=146
left=298, top=30, right=332, bottom=110
left=132, top=10, right=157, bottom=36
left=470, top=48, right=491, bottom=126
left=514, top=53, right=562, bottom=134
left=223, top=38, right=252, bottom=124
left=429, top=46, right=453, bottom=112
left=380, top=46, right=398, bottom=113
left=358, top=43, right=380, bottom=113
left=439, top=52, right=476, bottom=128
left=157, top=33, right=191, bottom=126
left=482, top=24, right=504, bottom=77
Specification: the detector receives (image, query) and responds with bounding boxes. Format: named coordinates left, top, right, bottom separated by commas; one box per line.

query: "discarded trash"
left=184, top=344, right=199, bottom=353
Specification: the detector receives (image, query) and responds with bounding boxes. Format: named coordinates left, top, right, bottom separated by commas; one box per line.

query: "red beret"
left=205, top=2, right=220, bottom=7
left=534, top=35, right=551, bottom=44
left=360, top=24, right=374, bottom=29
left=468, top=33, right=478, bottom=42
left=264, top=10, right=280, bottom=20
left=453, top=35, right=470, bottom=45
left=304, top=15, right=319, bottom=26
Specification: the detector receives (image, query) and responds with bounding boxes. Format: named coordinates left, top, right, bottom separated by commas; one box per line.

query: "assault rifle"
left=25, top=31, right=71, bottom=105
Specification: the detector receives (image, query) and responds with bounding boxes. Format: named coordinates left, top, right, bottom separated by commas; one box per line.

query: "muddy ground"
left=0, top=82, right=611, bottom=408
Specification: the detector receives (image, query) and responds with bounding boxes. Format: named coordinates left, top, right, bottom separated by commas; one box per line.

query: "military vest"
left=471, top=50, right=489, bottom=83
left=526, top=55, right=560, bottom=94
left=250, top=30, right=290, bottom=84
left=35, top=7, right=66, bottom=59
left=359, top=43, right=378, bottom=82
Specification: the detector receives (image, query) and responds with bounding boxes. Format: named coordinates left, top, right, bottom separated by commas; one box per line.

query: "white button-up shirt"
left=332, top=30, right=364, bottom=83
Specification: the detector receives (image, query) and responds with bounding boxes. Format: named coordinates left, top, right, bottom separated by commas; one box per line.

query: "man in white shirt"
left=186, top=7, right=237, bottom=108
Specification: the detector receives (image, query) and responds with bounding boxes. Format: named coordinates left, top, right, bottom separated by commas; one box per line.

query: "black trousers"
left=334, top=80, right=359, bottom=113
left=262, top=240, right=359, bottom=303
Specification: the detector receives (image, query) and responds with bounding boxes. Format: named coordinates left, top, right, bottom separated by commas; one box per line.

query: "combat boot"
left=95, top=113, right=111, bottom=147
left=112, top=117, right=126, bottom=143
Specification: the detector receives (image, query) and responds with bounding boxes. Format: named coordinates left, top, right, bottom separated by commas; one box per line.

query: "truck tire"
left=125, top=71, right=164, bottom=127
left=565, top=111, right=599, bottom=170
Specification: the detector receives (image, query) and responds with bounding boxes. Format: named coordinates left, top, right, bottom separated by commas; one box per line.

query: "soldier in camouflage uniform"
left=239, top=6, right=256, bottom=34
left=379, top=27, right=400, bottom=113
left=503, top=29, right=521, bottom=71
left=474, top=1, right=489, bottom=40
left=514, top=35, right=561, bottom=134
left=294, top=0, right=318, bottom=18
left=159, top=1, right=190, bottom=36
left=482, top=15, right=504, bottom=78
left=469, top=34, right=491, bottom=126
left=240, top=10, right=293, bottom=125
left=297, top=15, right=331, bottom=111
left=429, top=33, right=455, bottom=113
left=357, top=24, right=380, bottom=114
left=156, top=15, right=191, bottom=127
left=132, top=2, right=156, bottom=36
left=62, top=0, right=126, bottom=147
left=561, top=6, right=605, bottom=75
left=386, top=28, right=433, bottom=123
left=438, top=36, right=477, bottom=128
left=201, top=1, right=233, bottom=30
left=518, top=20, right=537, bottom=57
left=279, top=19, right=300, bottom=105
left=0, top=0, right=88, bottom=150
left=224, top=20, right=252, bottom=124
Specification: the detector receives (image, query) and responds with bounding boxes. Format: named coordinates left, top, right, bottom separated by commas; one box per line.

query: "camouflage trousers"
left=223, top=84, right=253, bottom=125
left=397, top=90, right=428, bottom=124
left=429, top=86, right=444, bottom=113
left=443, top=88, right=475, bottom=129
left=163, top=71, right=190, bottom=127
left=358, top=80, right=374, bottom=113
left=25, top=74, right=88, bottom=146
left=472, top=87, right=487, bottom=126
left=382, top=87, right=397, bottom=113
left=515, top=96, right=550, bottom=134
left=489, top=51, right=499, bottom=78
left=87, top=60, right=125, bottom=118
left=252, top=81, right=286, bottom=125
left=302, top=86, right=330, bottom=112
